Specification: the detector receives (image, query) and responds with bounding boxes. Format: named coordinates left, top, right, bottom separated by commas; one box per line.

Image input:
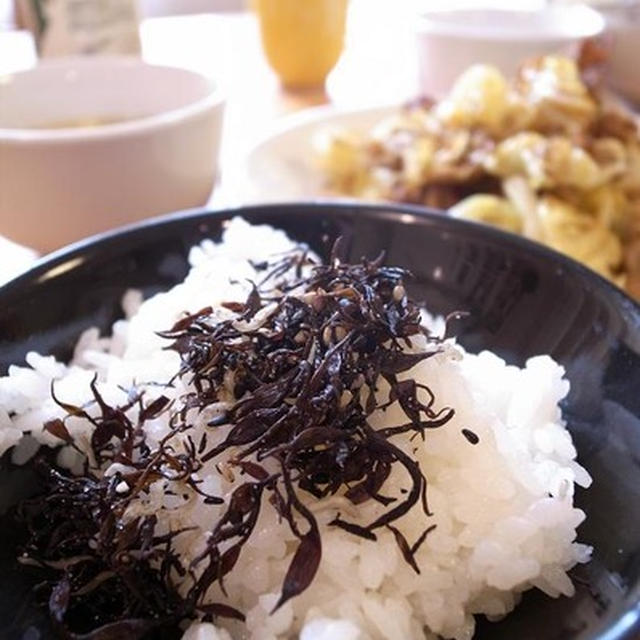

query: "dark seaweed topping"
left=17, top=240, right=462, bottom=637
left=18, top=385, right=228, bottom=638
left=462, top=428, right=480, bottom=445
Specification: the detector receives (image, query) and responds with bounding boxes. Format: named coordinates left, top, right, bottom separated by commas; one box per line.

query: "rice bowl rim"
left=1, top=201, right=639, bottom=320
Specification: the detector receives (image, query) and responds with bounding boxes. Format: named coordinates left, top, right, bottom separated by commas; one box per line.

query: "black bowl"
left=1, top=203, right=639, bottom=640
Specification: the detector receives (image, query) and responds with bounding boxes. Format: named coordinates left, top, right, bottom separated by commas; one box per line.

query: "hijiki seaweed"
left=15, top=240, right=466, bottom=638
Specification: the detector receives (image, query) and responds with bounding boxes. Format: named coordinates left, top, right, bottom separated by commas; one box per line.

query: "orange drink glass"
left=255, top=0, right=348, bottom=89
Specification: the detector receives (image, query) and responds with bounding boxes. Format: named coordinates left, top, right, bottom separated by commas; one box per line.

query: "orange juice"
left=255, top=0, right=348, bottom=89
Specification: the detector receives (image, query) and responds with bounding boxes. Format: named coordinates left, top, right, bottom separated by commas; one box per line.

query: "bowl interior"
left=0, top=57, right=217, bottom=131
left=0, top=204, right=638, bottom=640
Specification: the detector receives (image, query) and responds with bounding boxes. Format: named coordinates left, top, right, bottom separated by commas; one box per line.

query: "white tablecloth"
left=0, top=30, right=39, bottom=284
left=0, top=237, right=38, bottom=286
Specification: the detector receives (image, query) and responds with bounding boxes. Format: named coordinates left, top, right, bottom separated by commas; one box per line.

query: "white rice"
left=0, top=218, right=592, bottom=640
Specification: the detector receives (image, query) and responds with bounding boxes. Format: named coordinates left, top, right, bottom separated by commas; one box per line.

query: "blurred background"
left=1, top=0, right=639, bottom=292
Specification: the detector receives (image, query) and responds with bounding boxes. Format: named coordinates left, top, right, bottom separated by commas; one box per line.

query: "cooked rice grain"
left=0, top=218, right=592, bottom=640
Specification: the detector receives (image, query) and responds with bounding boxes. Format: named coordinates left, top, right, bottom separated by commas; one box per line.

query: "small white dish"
left=230, top=104, right=395, bottom=205
left=414, top=5, right=605, bottom=97
left=0, top=57, right=225, bottom=252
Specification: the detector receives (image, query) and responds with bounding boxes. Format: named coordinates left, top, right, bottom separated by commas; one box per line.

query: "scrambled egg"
left=315, top=55, right=640, bottom=298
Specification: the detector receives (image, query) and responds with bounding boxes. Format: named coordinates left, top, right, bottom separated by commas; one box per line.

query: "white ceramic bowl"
left=414, top=5, right=605, bottom=97
left=0, top=57, right=225, bottom=252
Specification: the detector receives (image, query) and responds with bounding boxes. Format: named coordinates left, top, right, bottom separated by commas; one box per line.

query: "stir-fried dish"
left=315, top=53, right=640, bottom=298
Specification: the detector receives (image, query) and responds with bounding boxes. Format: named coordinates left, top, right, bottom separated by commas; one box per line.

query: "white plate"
left=230, top=104, right=396, bottom=204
